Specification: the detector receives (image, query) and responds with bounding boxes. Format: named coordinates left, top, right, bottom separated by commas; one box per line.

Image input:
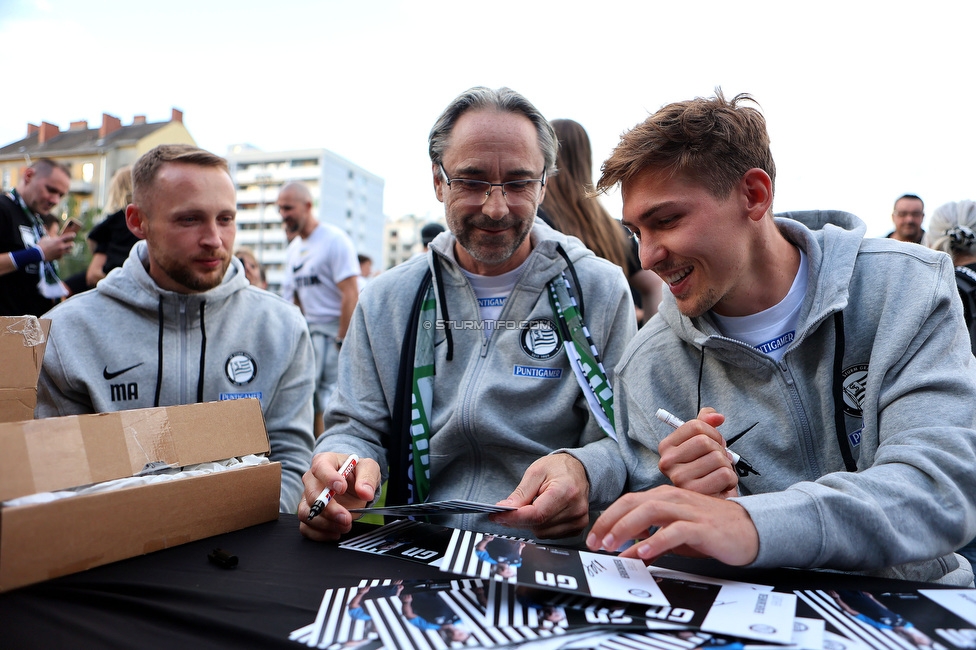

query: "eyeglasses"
left=439, top=164, right=546, bottom=205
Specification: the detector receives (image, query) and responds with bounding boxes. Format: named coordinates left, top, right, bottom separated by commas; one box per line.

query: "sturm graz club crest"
left=841, top=363, right=868, bottom=417
left=225, top=352, right=257, bottom=386
left=519, top=318, right=561, bottom=360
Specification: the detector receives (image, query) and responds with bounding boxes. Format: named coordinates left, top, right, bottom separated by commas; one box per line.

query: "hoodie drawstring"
left=431, top=254, right=453, bottom=361
left=153, top=296, right=208, bottom=406
left=197, top=301, right=207, bottom=403
left=154, top=297, right=164, bottom=407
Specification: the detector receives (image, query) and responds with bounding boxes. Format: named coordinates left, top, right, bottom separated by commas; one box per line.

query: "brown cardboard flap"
left=0, top=389, right=38, bottom=424
left=0, top=399, right=270, bottom=502
left=0, top=462, right=281, bottom=592
left=0, top=317, right=51, bottom=424
left=0, top=317, right=50, bottom=390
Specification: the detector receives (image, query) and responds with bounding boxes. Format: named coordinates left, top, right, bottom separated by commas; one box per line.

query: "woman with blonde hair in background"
left=64, top=165, right=139, bottom=295
left=235, top=247, right=268, bottom=290
left=539, top=118, right=660, bottom=325
left=928, top=200, right=976, bottom=350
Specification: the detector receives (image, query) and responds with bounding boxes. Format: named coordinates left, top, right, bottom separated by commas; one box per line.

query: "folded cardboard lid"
left=0, top=399, right=270, bottom=501
left=0, top=316, right=51, bottom=391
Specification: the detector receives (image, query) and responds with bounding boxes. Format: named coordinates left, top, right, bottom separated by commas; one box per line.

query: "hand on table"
left=298, top=452, right=381, bottom=542
left=489, top=452, right=589, bottom=539
left=586, top=485, right=759, bottom=566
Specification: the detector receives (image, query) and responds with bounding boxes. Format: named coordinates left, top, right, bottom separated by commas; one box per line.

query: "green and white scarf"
left=10, top=190, right=68, bottom=300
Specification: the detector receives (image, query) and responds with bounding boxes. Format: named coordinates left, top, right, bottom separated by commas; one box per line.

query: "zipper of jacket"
left=455, top=261, right=529, bottom=522
left=179, top=297, right=188, bottom=403
left=777, top=359, right=822, bottom=478
left=457, top=274, right=489, bottom=524
left=700, top=333, right=822, bottom=480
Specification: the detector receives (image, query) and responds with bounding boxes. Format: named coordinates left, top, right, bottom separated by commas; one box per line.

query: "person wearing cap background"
left=420, top=222, right=445, bottom=253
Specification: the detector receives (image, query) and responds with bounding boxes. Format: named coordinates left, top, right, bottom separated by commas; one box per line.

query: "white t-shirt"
left=711, top=249, right=808, bottom=363
left=460, top=260, right=527, bottom=340
left=282, top=223, right=360, bottom=325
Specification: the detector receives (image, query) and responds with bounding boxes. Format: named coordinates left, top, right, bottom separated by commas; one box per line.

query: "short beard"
left=160, top=257, right=230, bottom=292
left=449, top=216, right=533, bottom=267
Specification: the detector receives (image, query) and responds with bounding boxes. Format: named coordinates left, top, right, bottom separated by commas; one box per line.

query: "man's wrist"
left=9, top=245, right=44, bottom=270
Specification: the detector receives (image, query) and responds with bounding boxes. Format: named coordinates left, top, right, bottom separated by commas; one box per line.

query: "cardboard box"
left=0, top=398, right=280, bottom=592
left=0, top=316, right=51, bottom=423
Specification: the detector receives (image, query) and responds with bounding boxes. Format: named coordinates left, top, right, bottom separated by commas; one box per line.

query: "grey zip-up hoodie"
left=316, top=220, right=636, bottom=536
left=36, top=241, right=316, bottom=513
left=616, top=210, right=976, bottom=585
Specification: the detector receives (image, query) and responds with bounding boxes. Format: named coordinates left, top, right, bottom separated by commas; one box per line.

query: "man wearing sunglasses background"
left=299, top=86, right=636, bottom=542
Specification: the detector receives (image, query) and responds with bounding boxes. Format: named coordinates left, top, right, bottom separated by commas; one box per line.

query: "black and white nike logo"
left=103, top=363, right=144, bottom=380
left=292, top=262, right=305, bottom=273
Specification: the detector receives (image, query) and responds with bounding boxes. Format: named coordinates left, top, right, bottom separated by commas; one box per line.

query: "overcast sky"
left=2, top=0, right=973, bottom=236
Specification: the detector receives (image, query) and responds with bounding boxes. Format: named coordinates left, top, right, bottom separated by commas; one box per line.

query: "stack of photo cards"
left=289, top=577, right=571, bottom=650
left=485, top=568, right=797, bottom=645
left=322, top=521, right=976, bottom=650
left=441, top=529, right=669, bottom=607
left=349, top=499, right=517, bottom=518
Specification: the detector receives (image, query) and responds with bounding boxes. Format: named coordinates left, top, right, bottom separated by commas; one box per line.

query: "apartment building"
left=0, top=109, right=195, bottom=220
left=382, top=212, right=447, bottom=269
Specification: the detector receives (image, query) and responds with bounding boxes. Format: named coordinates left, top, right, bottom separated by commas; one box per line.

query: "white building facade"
left=382, top=213, right=447, bottom=269
left=227, top=146, right=385, bottom=292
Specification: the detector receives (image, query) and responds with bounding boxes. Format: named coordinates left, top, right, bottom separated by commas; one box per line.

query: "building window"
left=82, top=163, right=94, bottom=183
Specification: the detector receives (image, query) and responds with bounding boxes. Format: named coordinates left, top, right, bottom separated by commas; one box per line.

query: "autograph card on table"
left=349, top=499, right=516, bottom=517
left=797, top=588, right=976, bottom=650
left=442, top=529, right=669, bottom=606
left=919, top=589, right=976, bottom=627
left=700, top=588, right=796, bottom=644
left=487, top=575, right=723, bottom=632
left=339, top=520, right=455, bottom=566
left=363, top=582, right=557, bottom=650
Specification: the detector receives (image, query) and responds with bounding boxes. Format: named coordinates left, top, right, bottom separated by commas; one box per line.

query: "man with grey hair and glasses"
left=299, top=86, right=636, bottom=542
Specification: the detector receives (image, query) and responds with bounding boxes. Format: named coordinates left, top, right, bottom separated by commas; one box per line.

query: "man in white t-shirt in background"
left=279, top=181, right=360, bottom=435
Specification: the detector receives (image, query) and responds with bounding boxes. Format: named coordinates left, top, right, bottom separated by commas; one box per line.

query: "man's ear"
left=740, top=168, right=773, bottom=222
left=433, top=163, right=446, bottom=203
left=125, top=204, right=147, bottom=239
